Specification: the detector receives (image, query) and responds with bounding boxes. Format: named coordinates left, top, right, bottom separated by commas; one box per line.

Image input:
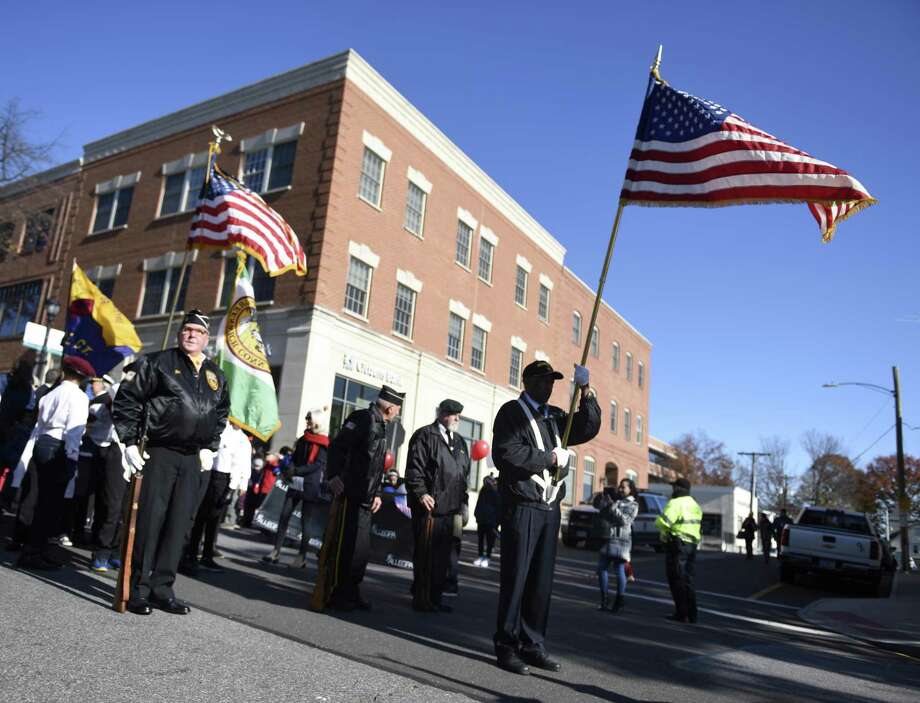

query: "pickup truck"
left=563, top=491, right=667, bottom=551
left=779, top=506, right=894, bottom=596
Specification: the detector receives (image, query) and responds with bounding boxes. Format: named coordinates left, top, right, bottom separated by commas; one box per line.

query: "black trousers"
left=188, top=471, right=231, bottom=561
left=411, top=511, right=453, bottom=606
left=494, top=504, right=560, bottom=658
left=665, top=537, right=698, bottom=621
left=478, top=524, right=497, bottom=558
left=761, top=533, right=772, bottom=562
left=272, top=488, right=315, bottom=554
left=72, top=442, right=105, bottom=540
left=13, top=469, right=37, bottom=545
left=744, top=537, right=754, bottom=559
left=91, top=444, right=127, bottom=562
left=130, top=447, right=201, bottom=603
left=26, top=437, right=72, bottom=555
left=327, top=498, right=372, bottom=603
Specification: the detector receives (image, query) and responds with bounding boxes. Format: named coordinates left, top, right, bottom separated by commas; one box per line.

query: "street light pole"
left=35, top=297, right=61, bottom=385
left=738, top=451, right=771, bottom=514
left=893, top=366, right=909, bottom=573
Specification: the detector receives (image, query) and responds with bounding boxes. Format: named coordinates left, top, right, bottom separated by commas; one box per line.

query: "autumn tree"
left=669, top=431, right=736, bottom=486
left=794, top=431, right=863, bottom=509
left=735, top=435, right=798, bottom=512
left=857, top=454, right=920, bottom=519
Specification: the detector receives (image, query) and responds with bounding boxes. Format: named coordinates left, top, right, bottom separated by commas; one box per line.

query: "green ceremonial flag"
left=215, top=254, right=281, bottom=441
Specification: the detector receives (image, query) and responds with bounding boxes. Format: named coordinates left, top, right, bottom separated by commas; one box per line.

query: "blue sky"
left=3, top=1, right=918, bottom=477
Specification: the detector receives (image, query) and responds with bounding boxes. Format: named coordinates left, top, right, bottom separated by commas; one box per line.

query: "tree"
left=670, top=431, right=735, bottom=486
left=857, top=454, right=920, bottom=519
left=734, top=435, right=798, bottom=513
left=795, top=444, right=863, bottom=509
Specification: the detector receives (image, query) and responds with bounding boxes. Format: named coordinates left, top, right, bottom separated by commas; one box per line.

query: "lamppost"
left=823, top=366, right=910, bottom=573
left=35, top=297, right=61, bottom=384
left=738, top=451, right=771, bottom=514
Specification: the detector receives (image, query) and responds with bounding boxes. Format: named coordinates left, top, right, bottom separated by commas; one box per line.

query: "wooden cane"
left=310, top=495, right=346, bottom=612
left=112, top=470, right=142, bottom=612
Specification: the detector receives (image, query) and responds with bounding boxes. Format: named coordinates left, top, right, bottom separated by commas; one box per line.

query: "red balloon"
left=471, top=440, right=490, bottom=461
left=383, top=451, right=395, bottom=470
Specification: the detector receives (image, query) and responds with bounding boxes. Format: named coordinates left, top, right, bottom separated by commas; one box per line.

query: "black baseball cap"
left=521, top=360, right=564, bottom=381
left=438, top=399, right=463, bottom=414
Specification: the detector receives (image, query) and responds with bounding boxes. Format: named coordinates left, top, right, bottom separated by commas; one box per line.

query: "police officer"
left=113, top=310, right=229, bottom=615
left=492, top=360, right=601, bottom=675
left=405, top=398, right=470, bottom=613
left=311, top=385, right=404, bottom=612
left=655, top=477, right=703, bottom=624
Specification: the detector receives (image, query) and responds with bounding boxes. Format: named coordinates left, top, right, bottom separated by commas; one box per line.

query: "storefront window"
left=330, top=374, right=405, bottom=466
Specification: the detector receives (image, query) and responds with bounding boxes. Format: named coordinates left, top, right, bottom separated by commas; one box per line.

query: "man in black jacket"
left=113, top=310, right=229, bottom=615
left=406, top=398, right=470, bottom=612
left=311, top=385, right=404, bottom=612
left=492, top=360, right=600, bottom=675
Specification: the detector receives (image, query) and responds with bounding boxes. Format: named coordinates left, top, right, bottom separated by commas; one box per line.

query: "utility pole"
left=738, top=451, right=771, bottom=514
left=893, top=366, right=910, bottom=573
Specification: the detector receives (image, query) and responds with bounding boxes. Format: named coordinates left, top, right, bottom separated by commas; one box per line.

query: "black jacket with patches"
left=113, top=348, right=229, bottom=454
left=405, top=421, right=470, bottom=517
left=492, top=393, right=601, bottom=510
left=325, top=405, right=388, bottom=506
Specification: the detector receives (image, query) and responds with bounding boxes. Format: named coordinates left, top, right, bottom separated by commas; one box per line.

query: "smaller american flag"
left=621, top=80, right=876, bottom=241
left=188, top=166, right=307, bottom=276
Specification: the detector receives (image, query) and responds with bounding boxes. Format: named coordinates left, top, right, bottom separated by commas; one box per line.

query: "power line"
left=852, top=424, right=896, bottom=465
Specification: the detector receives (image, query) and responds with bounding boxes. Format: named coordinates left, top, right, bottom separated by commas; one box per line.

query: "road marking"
left=749, top=582, right=785, bottom=600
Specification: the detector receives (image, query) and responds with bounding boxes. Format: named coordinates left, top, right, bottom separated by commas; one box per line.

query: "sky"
left=3, top=0, right=918, bottom=479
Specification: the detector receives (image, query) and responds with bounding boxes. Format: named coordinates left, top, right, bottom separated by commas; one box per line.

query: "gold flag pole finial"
left=650, top=44, right=666, bottom=85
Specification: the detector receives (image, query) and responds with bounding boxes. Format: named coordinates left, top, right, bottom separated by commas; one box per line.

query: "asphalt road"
left=5, top=521, right=918, bottom=703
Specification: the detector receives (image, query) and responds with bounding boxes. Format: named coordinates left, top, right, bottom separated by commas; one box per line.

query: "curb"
left=798, top=597, right=920, bottom=660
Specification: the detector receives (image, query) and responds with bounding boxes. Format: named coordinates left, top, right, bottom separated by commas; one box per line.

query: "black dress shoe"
left=328, top=597, right=357, bottom=612
left=496, top=654, right=531, bottom=676
left=127, top=601, right=153, bottom=615
left=436, top=604, right=453, bottom=613
left=199, top=558, right=224, bottom=573
left=666, top=614, right=689, bottom=623
left=16, top=554, right=59, bottom=570
left=355, top=595, right=372, bottom=611
left=521, top=651, right=562, bottom=672
left=151, top=597, right=191, bottom=615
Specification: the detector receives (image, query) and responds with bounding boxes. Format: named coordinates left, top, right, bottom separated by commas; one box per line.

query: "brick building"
left=0, top=49, right=653, bottom=512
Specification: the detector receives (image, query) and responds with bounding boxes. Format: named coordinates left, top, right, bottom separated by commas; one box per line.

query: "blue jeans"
left=597, top=552, right=627, bottom=599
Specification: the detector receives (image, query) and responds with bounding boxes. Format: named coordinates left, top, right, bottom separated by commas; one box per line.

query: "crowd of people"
left=740, top=508, right=793, bottom=562
left=1, top=326, right=707, bottom=677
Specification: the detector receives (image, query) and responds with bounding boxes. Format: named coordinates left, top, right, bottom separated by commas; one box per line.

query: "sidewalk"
left=798, top=571, right=920, bottom=659
left=0, top=562, right=475, bottom=703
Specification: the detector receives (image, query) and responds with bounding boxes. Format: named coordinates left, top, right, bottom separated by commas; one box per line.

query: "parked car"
left=780, top=506, right=895, bottom=596
left=563, top=491, right=667, bottom=551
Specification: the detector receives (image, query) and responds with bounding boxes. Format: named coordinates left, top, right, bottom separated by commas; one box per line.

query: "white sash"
left=516, top=398, right=563, bottom=504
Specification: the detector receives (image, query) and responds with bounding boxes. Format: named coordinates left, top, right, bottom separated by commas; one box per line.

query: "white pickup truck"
left=779, top=506, right=894, bottom=596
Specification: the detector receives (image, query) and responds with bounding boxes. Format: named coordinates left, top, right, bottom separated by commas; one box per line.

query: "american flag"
left=188, top=166, right=307, bottom=275
left=621, top=80, right=876, bottom=241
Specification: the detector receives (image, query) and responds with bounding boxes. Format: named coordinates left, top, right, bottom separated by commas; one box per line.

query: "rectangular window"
left=612, top=343, right=620, bottom=372
left=92, top=186, right=133, bottom=233
left=582, top=456, right=596, bottom=502
left=470, top=325, right=487, bottom=372
left=637, top=415, right=643, bottom=444
left=638, top=361, right=645, bottom=389
left=455, top=220, right=473, bottom=268
left=141, top=266, right=191, bottom=317
left=242, top=148, right=268, bottom=191
left=459, top=416, right=484, bottom=490
left=477, top=238, right=494, bottom=282
left=359, top=147, right=386, bottom=207
left=0, top=280, right=42, bottom=338
left=87, top=269, right=117, bottom=299
left=447, top=312, right=465, bottom=362
left=344, top=257, right=372, bottom=317
left=610, top=401, right=618, bottom=433
left=160, top=166, right=206, bottom=216
left=563, top=453, right=576, bottom=505
left=572, top=312, right=582, bottom=345
left=21, top=209, right=54, bottom=255
left=538, top=284, right=550, bottom=322
left=404, top=181, right=427, bottom=235
left=514, top=266, right=528, bottom=307
left=509, top=346, right=523, bottom=388
left=267, top=140, right=296, bottom=191
left=624, top=409, right=632, bottom=443
left=590, top=327, right=599, bottom=358
left=242, top=141, right=297, bottom=194
left=626, top=352, right=633, bottom=382
left=220, top=257, right=276, bottom=307
left=330, top=374, right=403, bottom=465
left=392, top=283, right=417, bottom=338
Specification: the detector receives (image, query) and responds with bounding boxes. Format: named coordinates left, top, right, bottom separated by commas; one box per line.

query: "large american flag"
left=621, top=80, right=876, bottom=241
left=188, top=166, right=307, bottom=275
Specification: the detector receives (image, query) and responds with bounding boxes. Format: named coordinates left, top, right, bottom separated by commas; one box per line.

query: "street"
left=4, top=522, right=917, bottom=703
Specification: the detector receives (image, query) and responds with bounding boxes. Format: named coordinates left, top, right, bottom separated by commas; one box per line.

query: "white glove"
left=574, top=364, right=590, bottom=387
left=122, top=445, right=149, bottom=481
left=551, top=447, right=571, bottom=468
left=199, top=448, right=216, bottom=472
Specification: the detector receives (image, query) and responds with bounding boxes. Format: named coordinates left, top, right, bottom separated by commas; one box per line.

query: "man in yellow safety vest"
left=655, top=477, right=702, bottom=623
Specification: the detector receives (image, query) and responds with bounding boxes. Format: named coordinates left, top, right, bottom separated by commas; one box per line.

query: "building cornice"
left=0, top=159, right=82, bottom=201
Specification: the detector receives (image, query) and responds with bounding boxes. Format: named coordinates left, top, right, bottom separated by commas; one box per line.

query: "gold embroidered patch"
left=205, top=369, right=219, bottom=391
left=174, top=369, right=182, bottom=375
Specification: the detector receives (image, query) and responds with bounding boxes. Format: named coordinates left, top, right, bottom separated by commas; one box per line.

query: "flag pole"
left=160, top=126, right=232, bottom=350
left=556, top=47, right=664, bottom=478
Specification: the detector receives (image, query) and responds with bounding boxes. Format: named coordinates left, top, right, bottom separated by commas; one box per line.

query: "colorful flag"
left=621, top=80, right=876, bottom=241
left=188, top=165, right=307, bottom=276
left=63, top=262, right=142, bottom=375
left=215, top=255, right=281, bottom=441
